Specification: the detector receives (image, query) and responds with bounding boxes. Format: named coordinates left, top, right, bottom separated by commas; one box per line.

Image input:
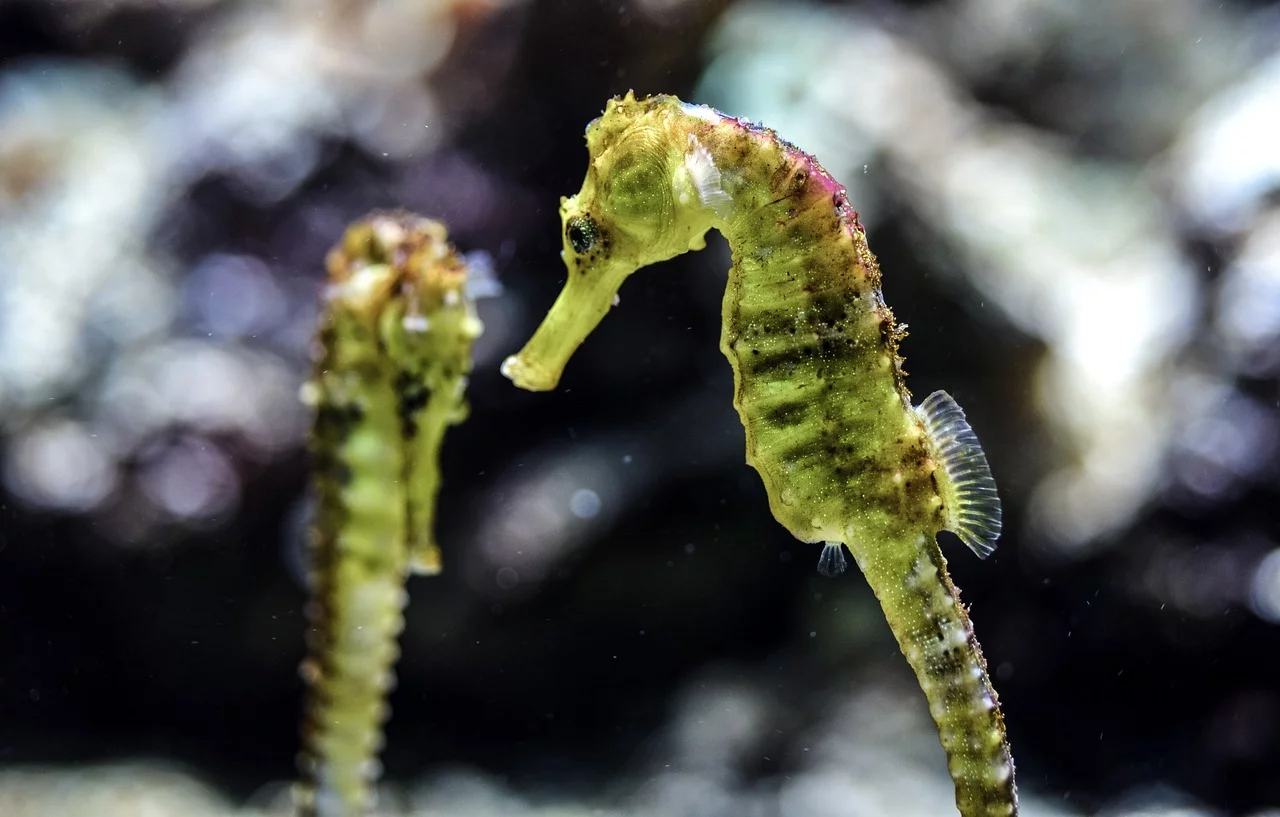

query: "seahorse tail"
left=295, top=547, right=408, bottom=817
left=855, top=541, right=1018, bottom=817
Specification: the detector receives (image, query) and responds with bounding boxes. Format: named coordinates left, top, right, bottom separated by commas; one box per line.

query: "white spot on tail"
left=992, top=761, right=1012, bottom=784
left=930, top=698, right=949, bottom=721
left=906, top=557, right=938, bottom=588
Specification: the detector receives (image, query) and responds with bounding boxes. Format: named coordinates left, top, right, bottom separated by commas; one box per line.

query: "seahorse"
left=501, top=93, right=1016, bottom=817
left=297, top=212, right=484, bottom=817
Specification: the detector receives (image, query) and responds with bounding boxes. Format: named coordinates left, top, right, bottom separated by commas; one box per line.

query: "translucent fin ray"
left=916, top=391, right=1002, bottom=558
left=817, top=542, right=848, bottom=577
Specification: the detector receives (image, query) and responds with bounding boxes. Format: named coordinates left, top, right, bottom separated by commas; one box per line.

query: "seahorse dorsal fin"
left=915, top=391, right=1002, bottom=558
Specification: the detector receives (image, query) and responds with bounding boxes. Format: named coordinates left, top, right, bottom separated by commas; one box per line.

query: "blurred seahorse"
left=297, top=212, right=484, bottom=817
left=501, top=93, right=1016, bottom=817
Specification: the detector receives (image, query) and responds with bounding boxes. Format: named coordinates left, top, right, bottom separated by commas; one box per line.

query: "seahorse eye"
left=566, top=216, right=599, bottom=254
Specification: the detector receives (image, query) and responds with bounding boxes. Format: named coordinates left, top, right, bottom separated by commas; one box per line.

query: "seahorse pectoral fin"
left=502, top=259, right=634, bottom=392
left=817, top=542, right=849, bottom=577
left=914, top=391, right=1002, bottom=558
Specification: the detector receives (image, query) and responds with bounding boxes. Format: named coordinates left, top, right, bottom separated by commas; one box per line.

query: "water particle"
left=495, top=566, right=519, bottom=590
left=569, top=488, right=601, bottom=519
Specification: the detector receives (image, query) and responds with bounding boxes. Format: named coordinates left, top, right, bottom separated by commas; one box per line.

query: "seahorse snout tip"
left=501, top=354, right=558, bottom=392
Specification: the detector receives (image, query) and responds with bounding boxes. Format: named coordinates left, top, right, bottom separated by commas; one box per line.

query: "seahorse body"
left=501, top=94, right=1015, bottom=817
left=299, top=213, right=482, bottom=817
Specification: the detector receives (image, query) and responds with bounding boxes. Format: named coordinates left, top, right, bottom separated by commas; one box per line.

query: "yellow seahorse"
left=502, top=93, right=1016, bottom=817
left=297, top=212, right=483, bottom=817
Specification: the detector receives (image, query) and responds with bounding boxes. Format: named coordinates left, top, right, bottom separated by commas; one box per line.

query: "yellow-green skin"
left=502, top=94, right=1016, bottom=816
left=298, top=213, right=482, bottom=817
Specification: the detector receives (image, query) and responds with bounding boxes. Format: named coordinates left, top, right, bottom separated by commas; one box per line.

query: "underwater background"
left=1, top=0, right=1279, bottom=814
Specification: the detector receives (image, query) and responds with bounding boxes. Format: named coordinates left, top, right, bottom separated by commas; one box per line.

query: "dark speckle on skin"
left=394, top=371, right=431, bottom=440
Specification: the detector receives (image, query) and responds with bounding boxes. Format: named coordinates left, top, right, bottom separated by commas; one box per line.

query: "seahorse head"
left=502, top=93, right=718, bottom=391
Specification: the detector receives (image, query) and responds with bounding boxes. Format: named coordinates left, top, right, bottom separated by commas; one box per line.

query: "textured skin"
left=299, top=213, right=481, bottom=817
left=502, top=94, right=1017, bottom=816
